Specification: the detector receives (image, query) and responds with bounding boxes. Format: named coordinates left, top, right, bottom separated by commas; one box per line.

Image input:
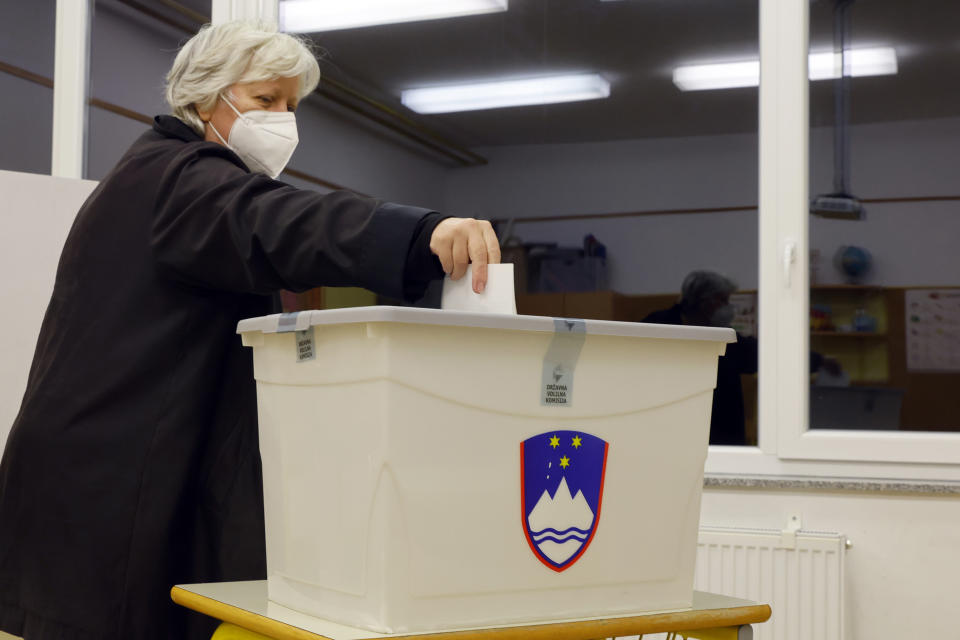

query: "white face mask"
left=210, top=93, right=299, bottom=179
left=710, top=304, right=736, bottom=328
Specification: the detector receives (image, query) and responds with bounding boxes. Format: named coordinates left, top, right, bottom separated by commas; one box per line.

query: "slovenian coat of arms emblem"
left=520, top=430, right=608, bottom=571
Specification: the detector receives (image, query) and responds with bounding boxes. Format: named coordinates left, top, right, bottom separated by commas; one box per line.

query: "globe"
left=834, top=245, right=872, bottom=282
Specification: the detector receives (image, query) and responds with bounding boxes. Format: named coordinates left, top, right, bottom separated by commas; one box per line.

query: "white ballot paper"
left=441, top=263, right=517, bottom=314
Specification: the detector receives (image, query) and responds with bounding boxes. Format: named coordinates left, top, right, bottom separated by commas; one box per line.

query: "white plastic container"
left=238, top=307, right=734, bottom=633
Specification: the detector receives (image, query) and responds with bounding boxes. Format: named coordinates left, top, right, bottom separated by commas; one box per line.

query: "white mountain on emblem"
left=527, top=477, right=595, bottom=564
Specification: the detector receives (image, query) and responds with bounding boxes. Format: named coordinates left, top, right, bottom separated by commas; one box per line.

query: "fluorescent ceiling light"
left=673, top=60, right=759, bottom=92
left=808, top=47, right=898, bottom=81
left=280, top=0, right=508, bottom=33
left=673, top=47, right=898, bottom=91
left=401, top=74, right=611, bottom=114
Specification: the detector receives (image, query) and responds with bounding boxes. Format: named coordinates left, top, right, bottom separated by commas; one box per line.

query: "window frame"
left=51, top=0, right=91, bottom=179
left=704, top=0, right=960, bottom=479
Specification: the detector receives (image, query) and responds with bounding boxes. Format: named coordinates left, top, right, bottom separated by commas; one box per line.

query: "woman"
left=0, top=21, right=499, bottom=640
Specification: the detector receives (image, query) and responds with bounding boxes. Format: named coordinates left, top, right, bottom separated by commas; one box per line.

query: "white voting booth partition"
left=239, top=308, right=734, bottom=633
left=0, top=170, right=97, bottom=454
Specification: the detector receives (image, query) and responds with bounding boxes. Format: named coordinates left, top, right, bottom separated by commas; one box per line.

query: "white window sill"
left=704, top=472, right=960, bottom=495
left=705, top=445, right=960, bottom=482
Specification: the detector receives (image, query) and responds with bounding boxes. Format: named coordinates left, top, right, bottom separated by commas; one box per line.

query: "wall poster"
left=906, top=289, right=960, bottom=372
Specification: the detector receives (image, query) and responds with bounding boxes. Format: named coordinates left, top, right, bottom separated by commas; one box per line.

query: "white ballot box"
left=237, top=307, right=734, bottom=634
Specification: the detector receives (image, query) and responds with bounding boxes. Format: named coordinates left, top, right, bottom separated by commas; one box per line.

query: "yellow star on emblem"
left=571, top=435, right=582, bottom=449
left=559, top=455, right=570, bottom=469
left=549, top=435, right=560, bottom=449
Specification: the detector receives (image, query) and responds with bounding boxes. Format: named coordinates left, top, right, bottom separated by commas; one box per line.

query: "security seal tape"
left=277, top=311, right=302, bottom=333
left=277, top=312, right=316, bottom=363
left=541, top=318, right=586, bottom=407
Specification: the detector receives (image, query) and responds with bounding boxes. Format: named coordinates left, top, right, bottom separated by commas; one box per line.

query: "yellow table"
left=172, top=581, right=770, bottom=640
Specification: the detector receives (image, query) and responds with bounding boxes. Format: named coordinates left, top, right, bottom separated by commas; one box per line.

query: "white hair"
left=680, top=270, right=737, bottom=312
left=165, top=21, right=321, bottom=135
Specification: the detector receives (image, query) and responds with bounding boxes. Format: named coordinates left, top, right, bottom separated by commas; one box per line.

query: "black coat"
left=643, top=304, right=758, bottom=446
left=0, top=116, right=445, bottom=640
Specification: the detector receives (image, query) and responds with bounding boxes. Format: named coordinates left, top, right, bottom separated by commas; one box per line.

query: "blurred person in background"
left=644, top=271, right=839, bottom=445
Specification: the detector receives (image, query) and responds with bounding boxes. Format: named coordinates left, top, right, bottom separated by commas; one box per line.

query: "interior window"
left=0, top=0, right=56, bottom=174
left=807, top=0, right=960, bottom=434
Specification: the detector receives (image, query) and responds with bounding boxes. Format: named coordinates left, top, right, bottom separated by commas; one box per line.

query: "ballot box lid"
left=237, top=305, right=736, bottom=343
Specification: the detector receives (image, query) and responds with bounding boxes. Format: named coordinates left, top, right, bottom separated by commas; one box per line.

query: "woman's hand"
left=430, top=218, right=501, bottom=293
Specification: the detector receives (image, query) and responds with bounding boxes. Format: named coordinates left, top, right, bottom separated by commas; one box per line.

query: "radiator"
left=694, top=525, right=847, bottom=640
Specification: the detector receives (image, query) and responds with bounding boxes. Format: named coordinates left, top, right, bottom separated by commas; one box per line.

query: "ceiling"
left=172, top=0, right=960, bottom=147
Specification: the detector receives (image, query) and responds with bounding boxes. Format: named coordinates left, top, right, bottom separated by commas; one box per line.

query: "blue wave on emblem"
left=533, top=533, right=588, bottom=546
left=530, top=527, right=592, bottom=537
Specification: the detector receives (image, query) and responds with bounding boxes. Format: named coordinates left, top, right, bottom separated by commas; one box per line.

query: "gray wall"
left=445, top=133, right=760, bottom=294
left=444, top=117, right=960, bottom=293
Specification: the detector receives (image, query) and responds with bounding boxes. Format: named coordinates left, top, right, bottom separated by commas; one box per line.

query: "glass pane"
left=86, top=1, right=212, bottom=180
left=808, top=0, right=960, bottom=432
left=286, top=0, right=760, bottom=445
left=0, top=0, right=55, bottom=174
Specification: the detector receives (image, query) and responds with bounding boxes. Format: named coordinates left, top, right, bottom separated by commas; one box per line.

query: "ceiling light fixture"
left=673, top=60, right=759, bottom=92
left=401, top=74, right=611, bottom=114
left=808, top=47, right=898, bottom=81
left=280, top=0, right=508, bottom=33
left=673, top=46, right=897, bottom=91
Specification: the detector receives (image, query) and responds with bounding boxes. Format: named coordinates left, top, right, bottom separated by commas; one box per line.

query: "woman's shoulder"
left=110, top=117, right=247, bottom=179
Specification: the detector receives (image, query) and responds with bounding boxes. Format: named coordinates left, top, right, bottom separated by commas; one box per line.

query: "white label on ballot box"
left=541, top=318, right=586, bottom=406
left=294, top=327, right=315, bottom=362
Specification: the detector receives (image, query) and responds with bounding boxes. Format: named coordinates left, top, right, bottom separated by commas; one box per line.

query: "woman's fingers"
left=468, top=223, right=488, bottom=293
left=482, top=221, right=502, bottom=265
left=429, top=218, right=501, bottom=291
left=451, top=233, right=469, bottom=281
left=435, top=242, right=454, bottom=275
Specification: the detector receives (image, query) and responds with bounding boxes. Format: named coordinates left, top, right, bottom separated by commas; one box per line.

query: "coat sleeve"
left=149, top=145, right=434, bottom=299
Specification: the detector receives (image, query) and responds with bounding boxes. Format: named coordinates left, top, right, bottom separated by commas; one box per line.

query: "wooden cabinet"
left=810, top=285, right=891, bottom=383
left=810, top=286, right=960, bottom=430
left=515, top=291, right=677, bottom=322
left=282, top=287, right=377, bottom=311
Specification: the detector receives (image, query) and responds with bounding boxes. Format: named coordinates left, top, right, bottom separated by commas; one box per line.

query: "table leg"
left=211, top=622, right=276, bottom=640
left=667, top=624, right=753, bottom=640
